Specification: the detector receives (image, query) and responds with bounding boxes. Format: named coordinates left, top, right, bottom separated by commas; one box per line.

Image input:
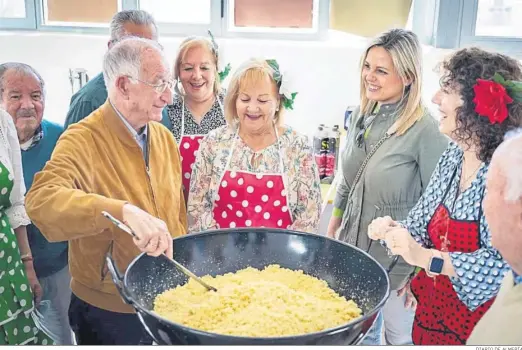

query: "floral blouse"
left=187, top=124, right=322, bottom=233
left=166, top=92, right=226, bottom=143
left=399, top=142, right=508, bottom=311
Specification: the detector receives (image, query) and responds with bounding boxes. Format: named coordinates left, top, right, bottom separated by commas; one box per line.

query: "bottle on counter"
left=323, top=125, right=341, bottom=184
left=313, top=125, right=328, bottom=180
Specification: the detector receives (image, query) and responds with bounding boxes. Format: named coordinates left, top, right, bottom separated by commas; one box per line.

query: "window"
left=41, top=0, right=121, bottom=27
left=0, top=0, right=330, bottom=40
left=460, top=0, right=522, bottom=57
left=232, top=0, right=314, bottom=31
left=139, top=0, right=211, bottom=24
left=474, top=0, right=522, bottom=38
left=0, top=0, right=26, bottom=17
left=224, top=0, right=329, bottom=40
left=136, top=0, right=221, bottom=36
left=411, top=0, right=522, bottom=59
left=0, top=0, right=36, bottom=29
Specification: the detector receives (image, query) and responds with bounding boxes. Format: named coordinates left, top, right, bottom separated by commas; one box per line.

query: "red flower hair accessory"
left=473, top=73, right=522, bottom=124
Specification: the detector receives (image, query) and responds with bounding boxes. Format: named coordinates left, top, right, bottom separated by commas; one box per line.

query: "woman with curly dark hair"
left=367, top=46, right=522, bottom=345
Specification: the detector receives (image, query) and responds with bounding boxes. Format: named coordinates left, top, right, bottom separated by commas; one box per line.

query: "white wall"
left=0, top=30, right=453, bottom=137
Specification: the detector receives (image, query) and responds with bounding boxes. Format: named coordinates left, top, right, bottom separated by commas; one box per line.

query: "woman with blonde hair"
left=326, top=29, right=448, bottom=345
left=167, top=32, right=230, bottom=199
left=187, top=58, right=321, bottom=233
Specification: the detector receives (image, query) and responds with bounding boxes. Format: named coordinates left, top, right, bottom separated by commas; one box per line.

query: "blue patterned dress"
left=399, top=142, right=508, bottom=344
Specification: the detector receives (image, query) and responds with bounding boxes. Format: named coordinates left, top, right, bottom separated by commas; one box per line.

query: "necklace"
left=459, top=161, right=481, bottom=192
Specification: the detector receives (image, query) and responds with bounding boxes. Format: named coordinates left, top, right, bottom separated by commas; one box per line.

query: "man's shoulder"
left=70, top=73, right=107, bottom=106
left=62, top=107, right=106, bottom=139
left=41, top=119, right=64, bottom=133
left=40, top=120, right=64, bottom=145
left=468, top=272, right=522, bottom=345
left=149, top=121, right=177, bottom=145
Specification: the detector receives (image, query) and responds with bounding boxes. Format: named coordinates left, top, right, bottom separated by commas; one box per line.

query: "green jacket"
left=334, top=103, right=449, bottom=290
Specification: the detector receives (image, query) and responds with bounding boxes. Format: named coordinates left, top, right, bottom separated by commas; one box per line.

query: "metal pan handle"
left=366, top=240, right=399, bottom=274
left=353, top=330, right=366, bottom=345
left=385, top=255, right=399, bottom=274
left=105, top=252, right=133, bottom=305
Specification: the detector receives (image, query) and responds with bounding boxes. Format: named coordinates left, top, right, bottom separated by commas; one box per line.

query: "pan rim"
left=124, top=228, right=391, bottom=341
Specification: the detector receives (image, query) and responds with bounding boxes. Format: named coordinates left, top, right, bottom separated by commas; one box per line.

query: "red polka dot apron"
left=410, top=168, right=494, bottom=345
left=179, top=98, right=224, bottom=200
left=212, top=126, right=293, bottom=229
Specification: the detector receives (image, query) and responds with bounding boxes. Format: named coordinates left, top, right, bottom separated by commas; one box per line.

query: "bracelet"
left=20, top=253, right=33, bottom=263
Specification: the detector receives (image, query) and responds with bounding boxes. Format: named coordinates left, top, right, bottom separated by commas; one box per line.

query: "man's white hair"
left=109, top=10, right=158, bottom=43
left=497, top=128, right=522, bottom=202
left=0, top=62, right=46, bottom=99
left=102, top=37, right=165, bottom=92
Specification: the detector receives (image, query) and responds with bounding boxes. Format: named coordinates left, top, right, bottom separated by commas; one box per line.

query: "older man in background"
left=26, top=37, right=187, bottom=345
left=0, top=62, right=73, bottom=345
left=64, top=9, right=172, bottom=130
left=467, top=130, right=522, bottom=345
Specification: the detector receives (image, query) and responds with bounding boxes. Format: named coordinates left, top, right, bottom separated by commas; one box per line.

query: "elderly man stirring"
left=0, top=62, right=72, bottom=344
left=26, top=37, right=187, bottom=345
left=467, top=130, right=522, bottom=345
left=64, top=9, right=172, bottom=130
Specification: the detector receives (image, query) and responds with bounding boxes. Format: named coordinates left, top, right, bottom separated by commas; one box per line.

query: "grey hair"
left=0, top=62, right=45, bottom=98
left=103, top=37, right=165, bottom=91
left=496, top=128, right=522, bottom=202
left=109, top=10, right=158, bottom=43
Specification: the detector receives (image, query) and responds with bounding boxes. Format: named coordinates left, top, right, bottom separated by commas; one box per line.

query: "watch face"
left=429, top=256, right=444, bottom=274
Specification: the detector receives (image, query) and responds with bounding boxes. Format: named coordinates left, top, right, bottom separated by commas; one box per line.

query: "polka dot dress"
left=212, top=126, right=293, bottom=230
left=0, top=161, right=55, bottom=345
left=213, top=170, right=293, bottom=229
left=179, top=135, right=204, bottom=199
left=167, top=94, right=226, bottom=199
left=409, top=166, right=495, bottom=345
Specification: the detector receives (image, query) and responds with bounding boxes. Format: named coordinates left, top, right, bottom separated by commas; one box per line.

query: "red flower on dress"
left=473, top=79, right=513, bottom=124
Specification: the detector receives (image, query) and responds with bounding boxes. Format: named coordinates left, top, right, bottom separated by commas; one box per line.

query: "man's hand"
left=122, top=204, right=173, bottom=259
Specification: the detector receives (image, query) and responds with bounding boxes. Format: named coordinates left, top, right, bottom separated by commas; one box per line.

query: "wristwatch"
left=426, top=249, right=444, bottom=277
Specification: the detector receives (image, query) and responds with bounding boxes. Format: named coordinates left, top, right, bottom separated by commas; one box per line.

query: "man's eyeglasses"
left=126, top=76, right=174, bottom=94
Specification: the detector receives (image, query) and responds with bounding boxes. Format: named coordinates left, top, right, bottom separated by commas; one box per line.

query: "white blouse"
left=0, top=108, right=31, bottom=229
